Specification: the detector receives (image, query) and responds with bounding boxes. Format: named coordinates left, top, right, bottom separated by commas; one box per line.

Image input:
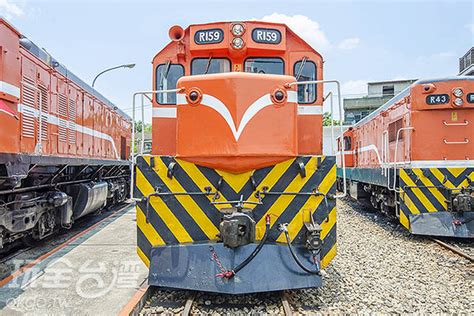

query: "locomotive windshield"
left=191, top=58, right=231, bottom=75
left=156, top=63, right=184, bottom=104
left=244, top=57, right=284, bottom=75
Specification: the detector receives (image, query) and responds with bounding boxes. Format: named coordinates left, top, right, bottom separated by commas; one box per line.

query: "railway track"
left=134, top=288, right=296, bottom=315
left=0, top=202, right=132, bottom=287
left=431, top=238, right=474, bottom=262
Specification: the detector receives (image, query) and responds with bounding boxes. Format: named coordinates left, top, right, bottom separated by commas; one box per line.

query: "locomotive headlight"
left=454, top=97, right=464, bottom=106
left=232, top=37, right=244, bottom=49
left=453, top=88, right=463, bottom=98
left=231, top=24, right=245, bottom=36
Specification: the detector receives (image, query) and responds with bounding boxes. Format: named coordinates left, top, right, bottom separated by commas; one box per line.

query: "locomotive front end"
left=399, top=77, right=474, bottom=237
left=134, top=21, right=336, bottom=294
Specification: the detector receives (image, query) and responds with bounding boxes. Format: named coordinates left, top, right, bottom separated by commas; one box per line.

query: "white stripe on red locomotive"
left=17, top=103, right=119, bottom=159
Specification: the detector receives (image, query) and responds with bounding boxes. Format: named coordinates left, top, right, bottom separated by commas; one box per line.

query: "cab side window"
left=294, top=60, right=316, bottom=104
left=156, top=63, right=184, bottom=104
left=343, top=136, right=352, bottom=151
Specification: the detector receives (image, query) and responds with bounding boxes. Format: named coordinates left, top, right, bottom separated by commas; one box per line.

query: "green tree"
left=323, top=112, right=340, bottom=126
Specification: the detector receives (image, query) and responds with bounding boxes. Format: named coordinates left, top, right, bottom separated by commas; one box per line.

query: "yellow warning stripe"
left=401, top=190, right=421, bottom=215
left=399, top=208, right=410, bottom=229
left=137, top=247, right=150, bottom=267
left=400, top=170, right=437, bottom=212
left=216, top=169, right=254, bottom=193
left=176, top=158, right=229, bottom=210
left=430, top=168, right=456, bottom=189
left=137, top=205, right=165, bottom=246
left=321, top=243, right=336, bottom=268
left=135, top=167, right=193, bottom=243
left=411, top=169, right=447, bottom=210
left=275, top=164, right=336, bottom=243
left=256, top=157, right=323, bottom=230
left=446, top=168, right=466, bottom=178
left=150, top=157, right=220, bottom=240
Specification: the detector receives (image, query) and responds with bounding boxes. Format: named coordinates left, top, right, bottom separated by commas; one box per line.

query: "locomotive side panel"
left=0, top=17, right=132, bottom=251
left=338, top=78, right=474, bottom=238
left=0, top=21, right=21, bottom=155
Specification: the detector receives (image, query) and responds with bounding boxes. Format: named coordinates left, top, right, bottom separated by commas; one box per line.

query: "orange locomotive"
left=134, top=22, right=337, bottom=294
left=338, top=77, right=474, bottom=238
left=0, top=19, right=132, bottom=251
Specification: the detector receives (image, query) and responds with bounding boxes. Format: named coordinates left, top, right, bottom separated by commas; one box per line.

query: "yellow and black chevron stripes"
left=134, top=155, right=336, bottom=268
left=399, top=167, right=474, bottom=230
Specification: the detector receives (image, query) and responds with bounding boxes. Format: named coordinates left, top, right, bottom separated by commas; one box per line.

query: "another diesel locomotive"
left=337, top=77, right=474, bottom=238
left=133, top=21, right=338, bottom=294
left=0, top=19, right=132, bottom=251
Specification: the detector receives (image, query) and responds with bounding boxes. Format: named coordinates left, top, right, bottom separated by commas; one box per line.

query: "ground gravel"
left=141, top=199, right=473, bottom=315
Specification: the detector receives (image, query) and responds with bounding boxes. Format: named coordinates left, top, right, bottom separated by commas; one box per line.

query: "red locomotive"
left=133, top=21, right=337, bottom=294
left=0, top=18, right=132, bottom=251
left=338, top=77, right=474, bottom=238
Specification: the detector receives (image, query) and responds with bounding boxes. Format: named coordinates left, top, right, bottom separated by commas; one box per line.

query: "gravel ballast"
left=141, top=199, right=473, bottom=315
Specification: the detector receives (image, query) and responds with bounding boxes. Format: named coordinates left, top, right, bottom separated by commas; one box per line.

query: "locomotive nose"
left=175, top=72, right=298, bottom=173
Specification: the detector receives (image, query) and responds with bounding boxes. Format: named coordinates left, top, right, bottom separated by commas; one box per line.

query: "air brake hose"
left=217, top=214, right=271, bottom=279
left=283, top=228, right=321, bottom=275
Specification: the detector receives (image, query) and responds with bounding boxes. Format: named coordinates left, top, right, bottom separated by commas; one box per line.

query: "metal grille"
left=21, top=76, right=37, bottom=138
left=58, top=94, right=68, bottom=143
left=38, top=83, right=48, bottom=141
left=68, top=97, right=76, bottom=144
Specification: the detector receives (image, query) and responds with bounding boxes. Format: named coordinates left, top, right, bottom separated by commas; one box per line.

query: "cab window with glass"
left=156, top=63, right=184, bottom=104
left=294, top=60, right=316, bottom=104
left=244, top=58, right=284, bottom=75
left=191, top=58, right=231, bottom=75
left=343, top=136, right=352, bottom=151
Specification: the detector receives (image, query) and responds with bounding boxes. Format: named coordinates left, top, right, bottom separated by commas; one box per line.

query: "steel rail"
left=431, top=238, right=474, bottom=262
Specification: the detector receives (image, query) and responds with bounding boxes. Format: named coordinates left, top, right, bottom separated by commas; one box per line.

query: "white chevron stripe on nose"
left=177, top=91, right=297, bottom=141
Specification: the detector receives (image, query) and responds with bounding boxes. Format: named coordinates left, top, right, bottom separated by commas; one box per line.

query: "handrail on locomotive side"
left=130, top=88, right=183, bottom=199
left=324, top=91, right=335, bottom=155
left=286, top=79, right=347, bottom=198
left=388, top=126, right=414, bottom=192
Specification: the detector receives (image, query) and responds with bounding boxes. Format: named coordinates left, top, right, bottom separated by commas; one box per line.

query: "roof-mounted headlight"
left=453, top=88, right=463, bottom=98
left=232, top=37, right=244, bottom=49
left=231, top=23, right=245, bottom=36
left=454, top=97, right=464, bottom=107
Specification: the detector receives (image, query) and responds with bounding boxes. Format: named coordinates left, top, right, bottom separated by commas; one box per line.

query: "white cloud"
left=338, top=37, right=360, bottom=50
left=258, top=13, right=331, bottom=53
left=466, top=23, right=474, bottom=34
left=0, top=0, right=23, bottom=19
left=432, top=52, right=456, bottom=59
left=341, top=80, right=368, bottom=97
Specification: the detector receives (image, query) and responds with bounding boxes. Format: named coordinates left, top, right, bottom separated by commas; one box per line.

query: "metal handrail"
left=443, top=120, right=468, bottom=126
left=130, top=88, right=183, bottom=198
left=382, top=130, right=389, bottom=178
left=444, top=138, right=469, bottom=145
left=389, top=126, right=414, bottom=192
left=287, top=79, right=346, bottom=198
left=324, top=91, right=336, bottom=155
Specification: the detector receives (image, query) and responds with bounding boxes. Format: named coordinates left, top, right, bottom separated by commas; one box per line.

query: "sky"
left=1, top=0, right=473, bottom=121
